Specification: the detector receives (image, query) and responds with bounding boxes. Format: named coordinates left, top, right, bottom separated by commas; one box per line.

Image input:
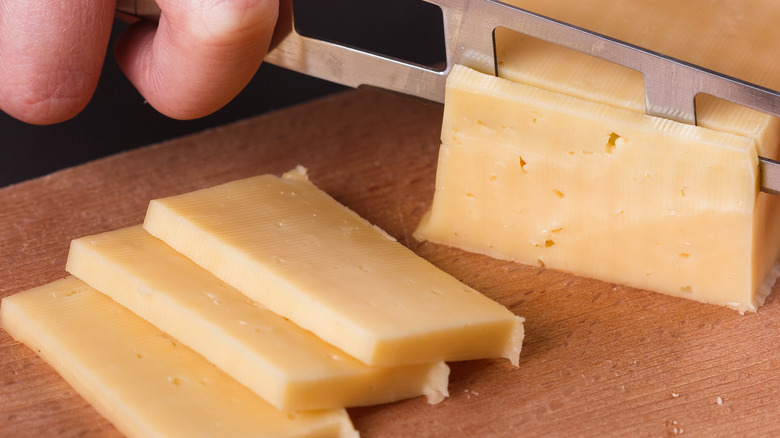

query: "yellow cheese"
left=66, top=225, right=449, bottom=411
left=142, top=166, right=524, bottom=366
left=0, top=277, right=357, bottom=438
left=415, top=65, right=778, bottom=313
left=414, top=1, right=780, bottom=313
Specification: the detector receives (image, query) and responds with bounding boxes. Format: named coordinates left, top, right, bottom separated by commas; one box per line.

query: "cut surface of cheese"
left=414, top=65, right=778, bottom=313
left=414, top=0, right=780, bottom=313
left=66, top=225, right=449, bottom=411
left=142, top=166, right=524, bottom=366
left=0, top=277, right=357, bottom=438
left=492, top=3, right=780, bottom=310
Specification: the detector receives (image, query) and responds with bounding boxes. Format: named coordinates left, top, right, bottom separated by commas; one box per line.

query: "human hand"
left=0, top=0, right=279, bottom=125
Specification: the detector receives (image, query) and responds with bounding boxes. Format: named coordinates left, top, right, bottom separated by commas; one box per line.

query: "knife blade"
left=116, top=0, right=780, bottom=194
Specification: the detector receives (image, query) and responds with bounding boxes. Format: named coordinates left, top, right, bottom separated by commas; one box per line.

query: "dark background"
left=0, top=0, right=445, bottom=187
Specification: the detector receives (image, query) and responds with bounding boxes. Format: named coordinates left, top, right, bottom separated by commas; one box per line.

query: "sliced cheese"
left=414, top=65, right=777, bottom=313
left=0, top=277, right=357, bottom=438
left=142, top=166, right=524, bottom=366
left=66, top=225, right=449, bottom=411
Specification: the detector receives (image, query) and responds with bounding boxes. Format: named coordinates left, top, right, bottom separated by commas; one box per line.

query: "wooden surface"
left=2, top=88, right=780, bottom=437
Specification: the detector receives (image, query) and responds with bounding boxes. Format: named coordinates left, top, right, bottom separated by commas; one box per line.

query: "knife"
left=116, top=0, right=780, bottom=195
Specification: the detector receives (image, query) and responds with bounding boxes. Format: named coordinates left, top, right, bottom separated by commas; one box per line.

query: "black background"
left=0, top=0, right=445, bottom=187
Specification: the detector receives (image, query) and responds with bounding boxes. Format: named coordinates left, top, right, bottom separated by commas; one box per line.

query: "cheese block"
left=142, top=166, right=524, bottom=366
left=66, top=225, right=449, bottom=411
left=414, top=64, right=779, bottom=313
left=0, top=277, right=358, bottom=438
left=494, top=0, right=780, bottom=309
left=414, top=0, right=780, bottom=313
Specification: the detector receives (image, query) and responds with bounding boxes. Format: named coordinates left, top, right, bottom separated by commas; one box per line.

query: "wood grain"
left=2, top=88, right=780, bottom=437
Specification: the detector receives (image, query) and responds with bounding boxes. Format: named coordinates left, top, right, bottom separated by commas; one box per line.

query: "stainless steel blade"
left=117, top=0, right=780, bottom=194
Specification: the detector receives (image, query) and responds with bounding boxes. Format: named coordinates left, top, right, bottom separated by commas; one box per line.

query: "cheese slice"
left=414, top=65, right=778, bottom=313
left=0, top=277, right=357, bottom=438
left=66, top=225, right=449, bottom=411
left=142, top=166, right=524, bottom=366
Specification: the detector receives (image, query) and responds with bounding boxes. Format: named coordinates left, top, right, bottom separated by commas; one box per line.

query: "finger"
left=0, top=0, right=115, bottom=124
left=114, top=0, right=278, bottom=120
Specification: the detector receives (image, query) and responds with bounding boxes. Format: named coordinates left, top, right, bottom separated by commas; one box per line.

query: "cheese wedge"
left=414, top=65, right=779, bottom=313
left=66, top=225, right=449, bottom=411
left=0, top=277, right=358, bottom=438
left=142, top=166, right=524, bottom=366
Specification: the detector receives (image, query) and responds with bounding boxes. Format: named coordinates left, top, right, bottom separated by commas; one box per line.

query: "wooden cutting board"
left=2, top=88, right=779, bottom=437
